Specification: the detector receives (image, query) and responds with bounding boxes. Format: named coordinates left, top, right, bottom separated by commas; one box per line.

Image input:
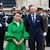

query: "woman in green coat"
left=5, top=12, right=29, bottom=50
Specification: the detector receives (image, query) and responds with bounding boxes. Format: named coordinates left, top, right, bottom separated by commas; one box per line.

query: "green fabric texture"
left=5, top=20, right=29, bottom=50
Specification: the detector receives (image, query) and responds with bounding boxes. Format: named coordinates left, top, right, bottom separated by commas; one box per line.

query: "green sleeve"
left=5, top=24, right=15, bottom=41
left=22, top=23, right=29, bottom=39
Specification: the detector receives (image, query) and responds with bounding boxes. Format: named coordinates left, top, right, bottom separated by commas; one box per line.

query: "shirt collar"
left=31, top=13, right=36, bottom=17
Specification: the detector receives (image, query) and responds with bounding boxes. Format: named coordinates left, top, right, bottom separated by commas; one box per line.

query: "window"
left=0, top=0, right=16, bottom=8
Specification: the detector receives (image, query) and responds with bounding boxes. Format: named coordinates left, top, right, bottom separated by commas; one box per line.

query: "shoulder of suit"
left=26, top=14, right=30, bottom=18
left=28, top=14, right=31, bottom=16
left=36, top=14, right=43, bottom=19
left=36, top=14, right=42, bottom=17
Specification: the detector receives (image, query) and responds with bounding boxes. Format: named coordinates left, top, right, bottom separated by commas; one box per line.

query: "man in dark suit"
left=6, top=6, right=16, bottom=24
left=21, top=6, right=29, bottom=45
left=37, top=7, right=48, bottom=33
left=0, top=2, right=6, bottom=50
left=24, top=5, right=45, bottom=50
left=46, top=11, right=50, bottom=46
left=5, top=7, right=16, bottom=31
left=21, top=6, right=29, bottom=21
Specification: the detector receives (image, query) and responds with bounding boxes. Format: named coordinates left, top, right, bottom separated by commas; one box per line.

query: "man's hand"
left=43, top=32, right=47, bottom=36
left=0, top=23, right=2, bottom=27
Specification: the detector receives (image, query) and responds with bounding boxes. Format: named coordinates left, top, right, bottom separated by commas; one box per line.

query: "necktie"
left=32, top=15, right=36, bottom=24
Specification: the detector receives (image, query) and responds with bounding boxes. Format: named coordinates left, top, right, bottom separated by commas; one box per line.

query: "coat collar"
left=12, top=20, right=22, bottom=25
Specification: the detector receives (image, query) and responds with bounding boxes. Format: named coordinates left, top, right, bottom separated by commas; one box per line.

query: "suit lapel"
left=29, top=14, right=33, bottom=24
left=36, top=14, right=39, bottom=22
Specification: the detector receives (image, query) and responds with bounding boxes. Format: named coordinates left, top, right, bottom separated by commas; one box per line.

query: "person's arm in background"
left=43, top=15, right=48, bottom=36
left=24, top=16, right=29, bottom=32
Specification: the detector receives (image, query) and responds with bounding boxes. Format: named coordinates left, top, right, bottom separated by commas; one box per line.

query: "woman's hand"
left=15, top=41, right=21, bottom=46
left=15, top=39, right=24, bottom=46
left=13, top=39, right=20, bottom=46
left=13, top=39, right=24, bottom=46
left=19, top=38, right=24, bottom=44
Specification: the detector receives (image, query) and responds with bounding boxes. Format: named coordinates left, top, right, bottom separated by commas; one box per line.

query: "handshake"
left=13, top=39, right=24, bottom=46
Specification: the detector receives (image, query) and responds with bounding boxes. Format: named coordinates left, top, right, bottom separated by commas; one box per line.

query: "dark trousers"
left=0, top=42, right=4, bottom=50
left=0, top=32, right=5, bottom=50
left=28, top=35, right=45, bottom=50
left=46, top=28, right=50, bottom=46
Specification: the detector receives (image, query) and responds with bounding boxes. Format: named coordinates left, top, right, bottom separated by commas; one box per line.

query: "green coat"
left=5, top=20, right=29, bottom=50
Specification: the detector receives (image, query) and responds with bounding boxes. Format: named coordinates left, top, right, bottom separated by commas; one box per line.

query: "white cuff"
left=5, top=22, right=8, bottom=27
left=0, top=24, right=2, bottom=27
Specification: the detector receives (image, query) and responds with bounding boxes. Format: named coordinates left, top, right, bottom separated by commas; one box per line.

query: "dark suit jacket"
left=6, top=15, right=13, bottom=24
left=22, top=13, right=28, bottom=21
left=24, top=14, right=44, bottom=42
left=0, top=13, right=6, bottom=42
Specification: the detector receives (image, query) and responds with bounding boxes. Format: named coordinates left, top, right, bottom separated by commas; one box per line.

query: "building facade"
left=0, top=0, right=49, bottom=13
left=16, top=0, right=49, bottom=9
